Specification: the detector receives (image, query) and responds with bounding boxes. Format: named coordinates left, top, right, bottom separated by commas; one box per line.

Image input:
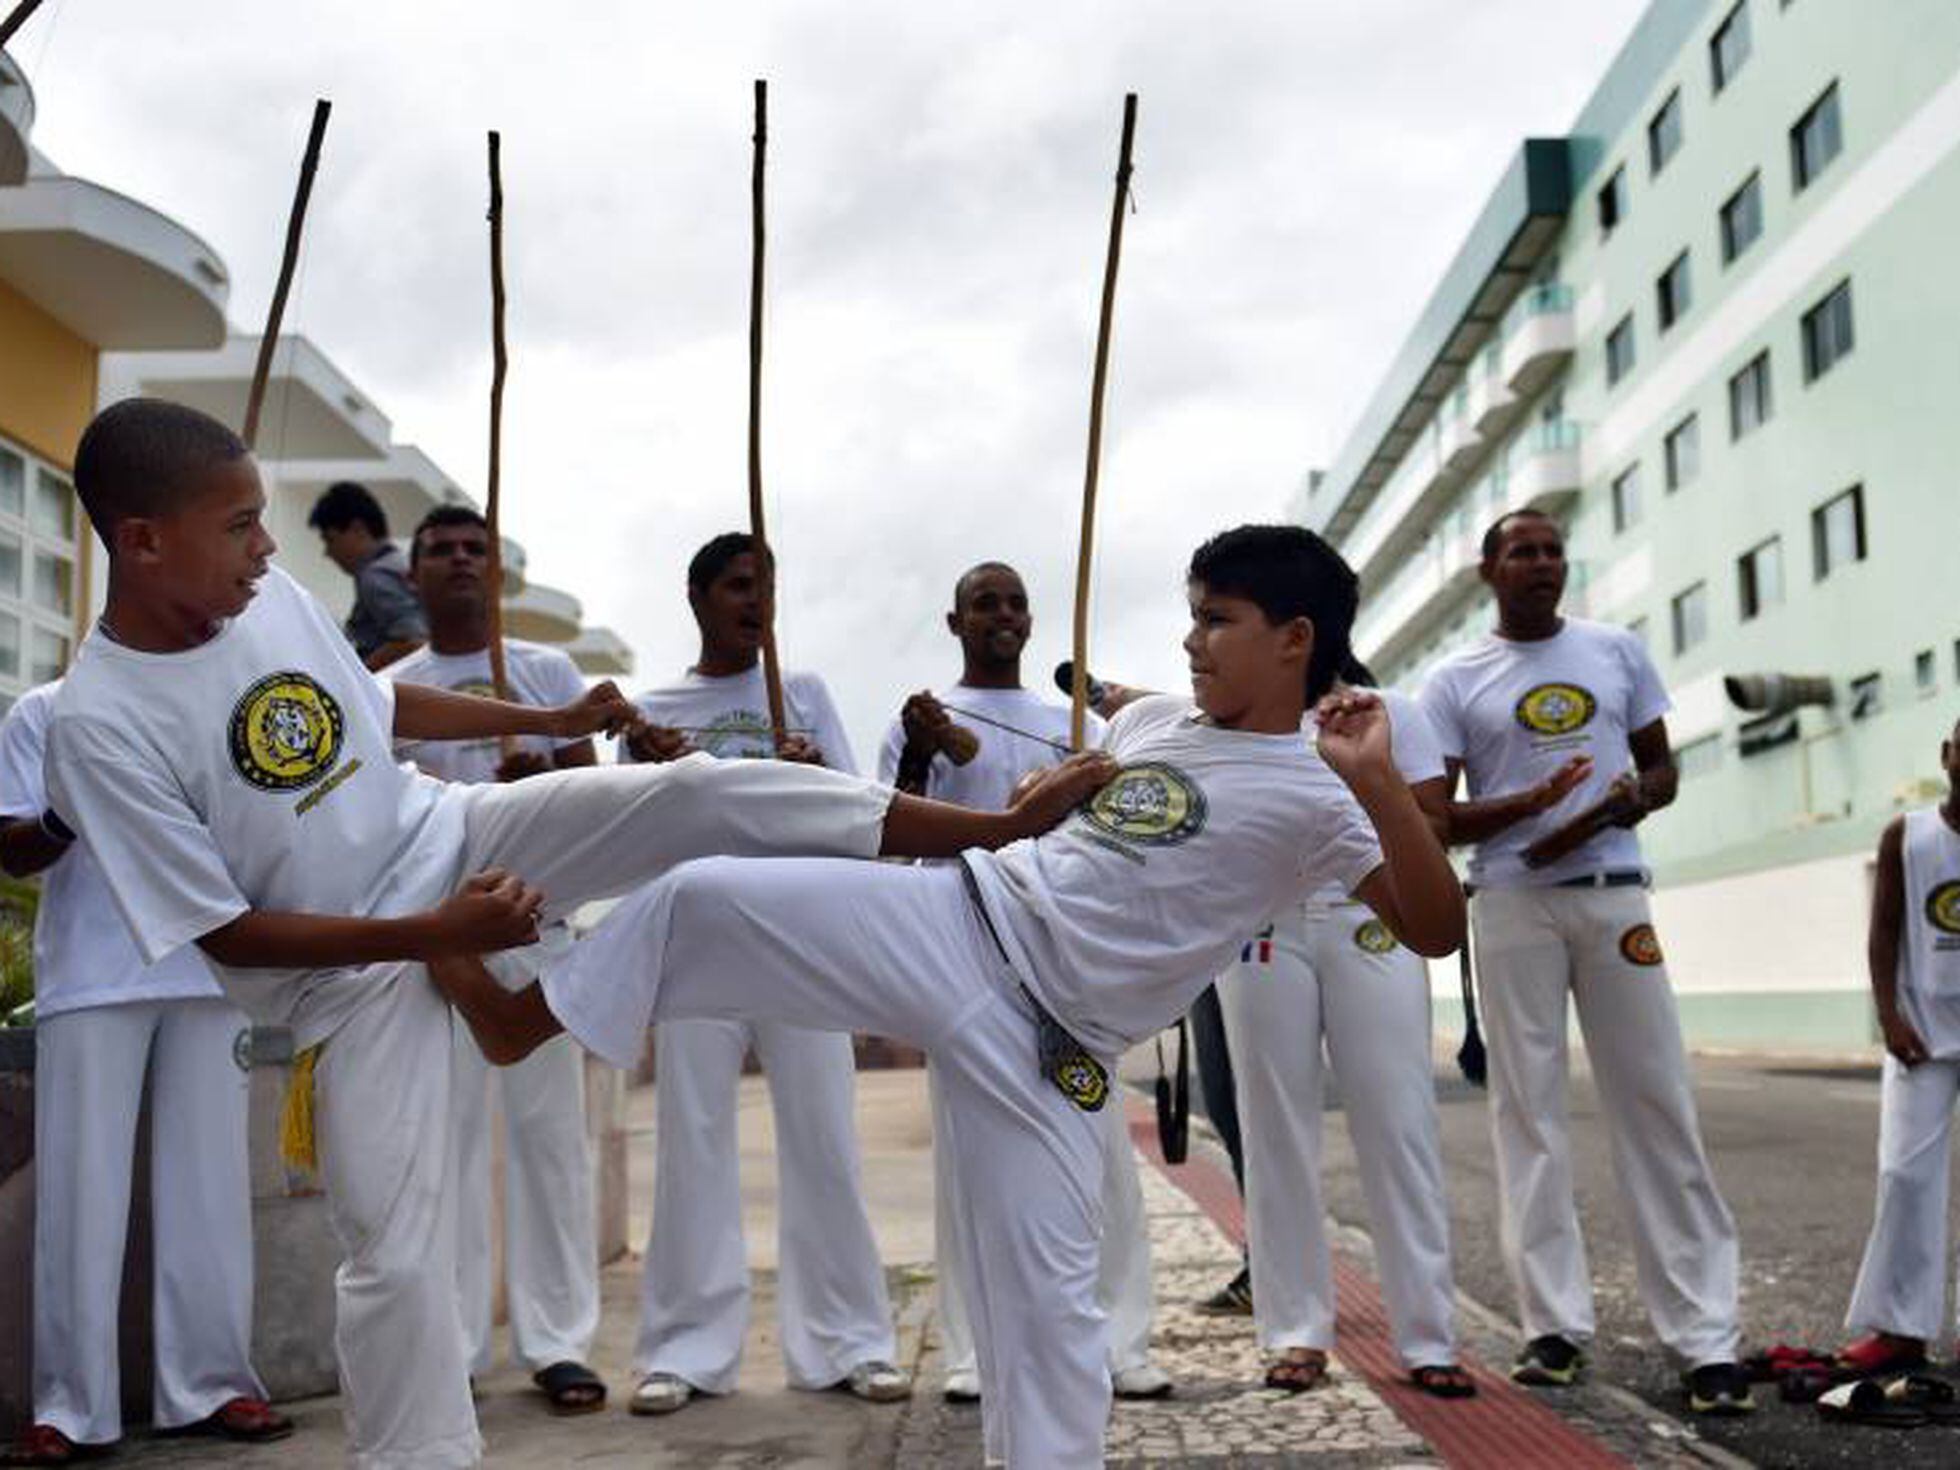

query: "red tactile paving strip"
left=1127, top=1102, right=1634, bottom=1470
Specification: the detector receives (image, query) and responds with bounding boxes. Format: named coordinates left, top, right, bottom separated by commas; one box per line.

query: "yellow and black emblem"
left=1619, top=922, right=1664, bottom=967
left=1081, top=762, right=1207, bottom=847
left=229, top=671, right=345, bottom=793
left=1514, top=682, right=1597, bottom=737
left=1354, top=919, right=1399, bottom=955
left=1054, top=1050, right=1110, bottom=1112
left=1926, top=881, right=1960, bottom=936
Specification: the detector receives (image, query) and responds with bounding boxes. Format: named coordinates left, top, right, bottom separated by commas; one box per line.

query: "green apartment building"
left=1304, top=0, right=1960, bottom=1045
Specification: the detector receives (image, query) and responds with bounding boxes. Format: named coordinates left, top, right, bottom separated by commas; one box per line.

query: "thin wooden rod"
left=0, top=0, right=49, bottom=54
left=485, top=130, right=513, bottom=712
left=748, top=78, right=789, bottom=751
left=1070, top=93, right=1137, bottom=752
left=242, top=99, right=331, bottom=450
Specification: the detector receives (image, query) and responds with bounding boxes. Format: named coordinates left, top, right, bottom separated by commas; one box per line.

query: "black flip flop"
left=533, top=1361, right=608, bottom=1416
left=1817, top=1378, right=1926, bottom=1428
left=1885, top=1374, right=1960, bottom=1425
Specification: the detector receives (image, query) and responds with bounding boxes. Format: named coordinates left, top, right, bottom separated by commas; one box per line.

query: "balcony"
left=503, top=580, right=582, bottom=644
left=0, top=50, right=31, bottom=186
left=1510, top=418, right=1582, bottom=508
left=1501, top=282, right=1575, bottom=398
left=1468, top=362, right=1518, bottom=437
left=566, top=625, right=635, bottom=677
left=1439, top=404, right=1481, bottom=474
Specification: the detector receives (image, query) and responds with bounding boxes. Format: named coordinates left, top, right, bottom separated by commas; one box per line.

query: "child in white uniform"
left=1216, top=680, right=1469, bottom=1397
left=387, top=504, right=605, bottom=1414
left=2, top=681, right=287, bottom=1464
left=620, top=532, right=904, bottom=1414
left=876, top=559, right=1168, bottom=1421
left=43, top=400, right=1097, bottom=1470
left=434, top=526, right=1466, bottom=1469
left=1840, top=715, right=1960, bottom=1373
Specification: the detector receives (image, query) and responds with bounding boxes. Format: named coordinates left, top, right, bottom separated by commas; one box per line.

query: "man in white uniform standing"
left=877, top=561, right=1172, bottom=1414
left=386, top=505, right=605, bottom=1416
left=1420, top=509, right=1750, bottom=1414
left=1839, top=715, right=1960, bottom=1376
left=620, top=532, right=908, bottom=1416
left=2, top=680, right=290, bottom=1463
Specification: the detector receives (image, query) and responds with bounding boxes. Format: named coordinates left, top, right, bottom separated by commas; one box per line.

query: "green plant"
left=0, top=874, right=37, bottom=1025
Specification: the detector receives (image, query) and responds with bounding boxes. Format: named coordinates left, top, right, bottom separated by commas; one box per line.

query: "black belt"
left=1554, top=869, right=1647, bottom=890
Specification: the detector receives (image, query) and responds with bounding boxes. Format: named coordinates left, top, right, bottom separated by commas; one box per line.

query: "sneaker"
left=1685, top=1361, right=1755, bottom=1416
left=1194, top=1265, right=1253, bottom=1317
left=629, top=1372, right=693, bottom=1416
left=844, top=1360, right=913, bottom=1403
left=942, top=1368, right=982, bottom=1403
left=1111, top=1364, right=1173, bottom=1400
left=1510, top=1334, right=1586, bottom=1387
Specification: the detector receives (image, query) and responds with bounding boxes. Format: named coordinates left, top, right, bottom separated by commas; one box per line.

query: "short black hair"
left=953, top=560, right=1021, bottom=611
left=1186, top=524, right=1358, bottom=703
left=1480, top=507, right=1559, bottom=562
left=409, top=504, right=489, bottom=566
left=308, top=481, right=388, bottom=538
left=72, top=397, right=249, bottom=538
left=686, top=532, right=772, bottom=594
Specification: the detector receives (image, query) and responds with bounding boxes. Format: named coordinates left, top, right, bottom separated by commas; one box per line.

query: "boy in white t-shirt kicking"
left=878, top=559, right=1172, bottom=1421
left=619, top=533, right=908, bottom=1415
left=41, top=398, right=1109, bottom=1470
left=2, top=680, right=289, bottom=1466
left=429, top=524, right=1466, bottom=1468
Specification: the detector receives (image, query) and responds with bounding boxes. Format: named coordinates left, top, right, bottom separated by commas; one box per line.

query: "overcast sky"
left=20, top=0, right=1646, bottom=763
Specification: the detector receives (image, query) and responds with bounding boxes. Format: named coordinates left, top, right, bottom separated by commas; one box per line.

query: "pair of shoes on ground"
left=1511, top=1335, right=1754, bottom=1416
left=1193, top=1263, right=1253, bottom=1318
left=941, top=1364, right=1173, bottom=1402
left=1818, top=1372, right=1960, bottom=1428
left=632, top=1360, right=912, bottom=1417
left=7, top=1398, right=294, bottom=1465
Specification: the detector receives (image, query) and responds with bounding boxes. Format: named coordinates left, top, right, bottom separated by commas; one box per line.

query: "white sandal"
left=629, top=1371, right=693, bottom=1416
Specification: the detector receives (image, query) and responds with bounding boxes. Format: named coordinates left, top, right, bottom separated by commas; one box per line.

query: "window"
left=0, top=612, right=17, bottom=680
left=31, top=469, right=73, bottom=541
left=1672, top=582, right=1710, bottom=655
left=0, top=434, right=81, bottom=704
left=1598, top=165, right=1628, bottom=234
left=1729, top=351, right=1773, bottom=438
left=1792, top=82, right=1843, bottom=191
left=1665, top=414, right=1701, bottom=491
left=1812, top=485, right=1866, bottom=579
left=1649, top=89, right=1684, bottom=174
left=1657, top=251, right=1692, bottom=331
left=1612, top=464, right=1644, bottom=533
left=1678, top=734, right=1722, bottom=779
left=1917, top=649, right=1937, bottom=694
left=1737, top=536, right=1784, bottom=620
left=1849, top=671, right=1882, bottom=721
left=1606, top=314, right=1637, bottom=386
left=0, top=448, right=20, bottom=519
left=1720, top=172, right=1763, bottom=263
left=30, top=552, right=69, bottom=616
left=1711, top=2, right=1752, bottom=93
left=1802, top=279, right=1854, bottom=381
left=28, top=627, right=66, bottom=687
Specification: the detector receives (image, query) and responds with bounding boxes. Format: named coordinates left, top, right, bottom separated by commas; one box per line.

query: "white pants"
left=1218, top=902, right=1457, bottom=1368
left=1473, top=885, right=1740, bottom=1365
left=322, top=757, right=894, bottom=1468
left=33, top=999, right=263, bottom=1446
left=1845, top=1055, right=1960, bottom=1340
left=450, top=1025, right=598, bottom=1374
left=932, top=1074, right=1155, bottom=1379
left=548, top=858, right=1113, bottom=1470
left=637, top=1019, right=895, bottom=1392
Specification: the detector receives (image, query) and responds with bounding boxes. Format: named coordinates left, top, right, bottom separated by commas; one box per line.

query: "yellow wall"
left=0, top=279, right=96, bottom=471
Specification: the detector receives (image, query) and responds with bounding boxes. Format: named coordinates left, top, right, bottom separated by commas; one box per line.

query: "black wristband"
left=39, top=809, right=75, bottom=844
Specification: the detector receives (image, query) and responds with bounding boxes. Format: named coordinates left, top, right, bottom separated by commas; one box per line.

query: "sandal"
left=4, top=1425, right=115, bottom=1465
left=1265, top=1349, right=1328, bottom=1394
left=1837, top=1332, right=1927, bottom=1379
left=1409, top=1363, right=1478, bottom=1399
left=169, top=1398, right=294, bottom=1444
left=1817, top=1378, right=1926, bottom=1428
left=1884, top=1374, right=1960, bottom=1425
left=532, top=1361, right=608, bottom=1416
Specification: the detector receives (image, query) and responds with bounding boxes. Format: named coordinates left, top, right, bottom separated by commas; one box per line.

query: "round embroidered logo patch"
left=1927, top=881, right=1960, bottom=936
left=1353, top=919, right=1399, bottom=954
left=1514, top=682, right=1598, bottom=737
left=1619, top=923, right=1664, bottom=967
left=1081, top=762, right=1208, bottom=847
left=229, top=671, right=345, bottom=792
left=230, top=1027, right=254, bottom=1073
left=1056, top=1055, right=1109, bottom=1111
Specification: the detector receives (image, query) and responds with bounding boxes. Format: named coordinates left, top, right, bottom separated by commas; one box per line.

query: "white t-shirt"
left=1900, top=807, right=1960, bottom=1059
left=876, top=685, right=1103, bottom=812
left=45, top=566, right=469, bottom=1047
left=389, top=639, right=589, bottom=783
left=962, top=695, right=1384, bottom=1055
left=1420, top=619, right=1670, bottom=888
left=1303, top=686, right=1444, bottom=910
left=626, top=666, right=858, bottom=775
left=0, top=681, right=221, bottom=1017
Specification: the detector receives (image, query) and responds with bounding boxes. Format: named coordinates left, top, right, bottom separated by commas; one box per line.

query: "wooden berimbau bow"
left=747, top=80, right=790, bottom=752
left=242, top=100, right=332, bottom=451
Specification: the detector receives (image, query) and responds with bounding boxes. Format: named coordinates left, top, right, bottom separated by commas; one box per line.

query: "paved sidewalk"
left=100, top=1067, right=1745, bottom=1467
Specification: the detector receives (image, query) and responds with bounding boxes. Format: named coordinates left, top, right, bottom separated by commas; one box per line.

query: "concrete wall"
left=0, top=280, right=95, bottom=472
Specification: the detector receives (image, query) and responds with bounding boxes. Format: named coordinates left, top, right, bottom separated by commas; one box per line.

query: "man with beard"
left=879, top=561, right=1172, bottom=1412
left=1419, top=508, right=1750, bottom=1414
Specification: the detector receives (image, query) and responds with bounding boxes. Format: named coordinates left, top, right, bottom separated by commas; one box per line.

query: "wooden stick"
left=484, top=131, right=514, bottom=723
left=242, top=99, right=331, bottom=450
left=0, top=0, right=49, bottom=53
left=1070, top=94, right=1137, bottom=752
left=748, top=78, right=790, bottom=752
